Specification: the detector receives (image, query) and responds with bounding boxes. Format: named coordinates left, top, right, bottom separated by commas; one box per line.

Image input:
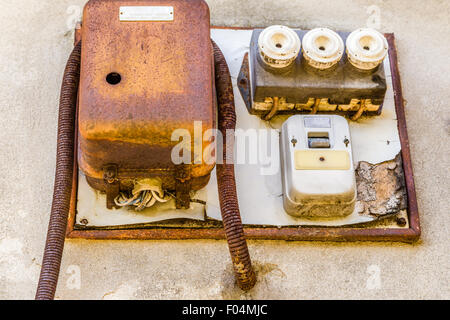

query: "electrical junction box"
left=77, top=0, right=216, bottom=210
left=281, top=115, right=356, bottom=217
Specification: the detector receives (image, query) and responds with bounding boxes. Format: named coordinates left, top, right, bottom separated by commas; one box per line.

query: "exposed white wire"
left=114, top=188, right=171, bottom=211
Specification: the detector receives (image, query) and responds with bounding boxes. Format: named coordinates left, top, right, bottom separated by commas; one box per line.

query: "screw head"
left=344, top=138, right=350, bottom=147
left=291, top=138, right=298, bottom=147
left=396, top=217, right=407, bottom=227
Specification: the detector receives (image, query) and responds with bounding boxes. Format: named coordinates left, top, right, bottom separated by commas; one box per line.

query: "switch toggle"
left=308, top=137, right=330, bottom=148
left=308, top=131, right=330, bottom=148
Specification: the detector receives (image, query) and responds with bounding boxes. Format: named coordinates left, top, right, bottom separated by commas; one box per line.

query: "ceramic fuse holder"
left=258, top=25, right=301, bottom=69
left=302, top=28, right=344, bottom=70
left=346, top=28, right=389, bottom=70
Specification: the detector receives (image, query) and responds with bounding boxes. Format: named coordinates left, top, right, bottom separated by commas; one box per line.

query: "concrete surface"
left=0, top=0, right=448, bottom=300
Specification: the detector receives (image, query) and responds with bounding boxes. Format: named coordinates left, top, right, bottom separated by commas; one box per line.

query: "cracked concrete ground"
left=0, top=0, right=449, bottom=299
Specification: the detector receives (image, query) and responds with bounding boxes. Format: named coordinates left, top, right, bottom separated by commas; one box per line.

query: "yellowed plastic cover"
left=294, top=150, right=350, bottom=170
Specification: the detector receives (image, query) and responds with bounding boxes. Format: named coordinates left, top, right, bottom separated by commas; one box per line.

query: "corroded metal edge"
left=66, top=29, right=420, bottom=242
left=237, top=52, right=252, bottom=112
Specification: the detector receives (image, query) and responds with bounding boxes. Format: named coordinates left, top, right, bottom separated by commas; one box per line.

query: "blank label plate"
left=119, top=6, right=174, bottom=21
left=295, top=150, right=350, bottom=170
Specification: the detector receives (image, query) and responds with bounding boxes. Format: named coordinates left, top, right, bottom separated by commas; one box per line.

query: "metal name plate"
left=119, top=6, right=174, bottom=21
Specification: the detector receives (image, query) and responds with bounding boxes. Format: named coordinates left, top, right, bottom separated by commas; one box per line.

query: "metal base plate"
left=66, top=26, right=420, bottom=242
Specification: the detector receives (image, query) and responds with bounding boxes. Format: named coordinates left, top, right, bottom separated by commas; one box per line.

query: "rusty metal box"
left=78, top=0, right=216, bottom=207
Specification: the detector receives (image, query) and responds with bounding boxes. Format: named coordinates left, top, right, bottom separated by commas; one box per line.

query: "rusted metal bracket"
left=175, top=164, right=192, bottom=209
left=237, top=52, right=252, bottom=112
left=103, top=164, right=120, bottom=209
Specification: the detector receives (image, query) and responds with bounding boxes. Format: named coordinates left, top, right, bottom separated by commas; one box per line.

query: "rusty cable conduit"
left=212, top=40, right=256, bottom=291
left=35, top=40, right=255, bottom=299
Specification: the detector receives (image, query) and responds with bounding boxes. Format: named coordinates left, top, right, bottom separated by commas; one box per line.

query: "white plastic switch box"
left=280, top=115, right=356, bottom=217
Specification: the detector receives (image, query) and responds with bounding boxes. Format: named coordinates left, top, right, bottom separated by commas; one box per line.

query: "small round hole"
left=363, top=46, right=370, bottom=50
left=319, top=157, right=325, bottom=162
left=106, top=72, right=121, bottom=85
left=319, top=46, right=325, bottom=51
left=276, top=43, right=282, bottom=48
